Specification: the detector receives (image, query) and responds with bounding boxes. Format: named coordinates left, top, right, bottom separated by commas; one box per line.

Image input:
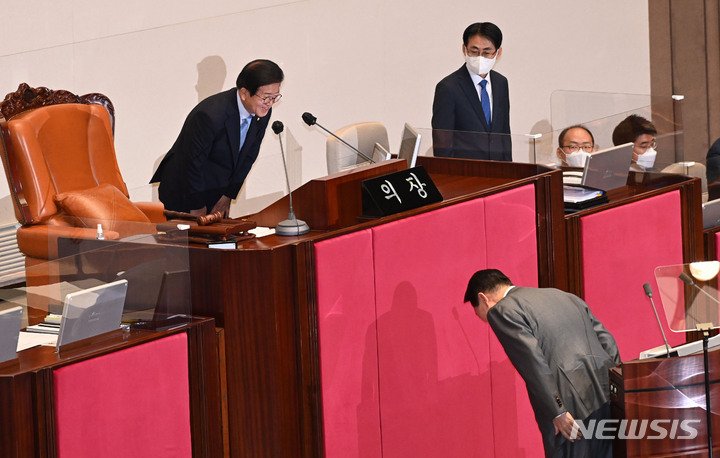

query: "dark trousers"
left=551, top=403, right=612, bottom=458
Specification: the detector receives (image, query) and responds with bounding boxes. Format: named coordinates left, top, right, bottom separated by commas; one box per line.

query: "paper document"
left=563, top=185, right=604, bottom=204
left=17, top=331, right=58, bottom=351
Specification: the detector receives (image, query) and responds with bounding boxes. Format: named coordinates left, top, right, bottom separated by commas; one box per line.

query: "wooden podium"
left=610, top=349, right=720, bottom=456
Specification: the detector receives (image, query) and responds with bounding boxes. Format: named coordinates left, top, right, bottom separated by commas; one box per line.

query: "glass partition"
left=413, top=128, right=541, bottom=165
left=542, top=91, right=688, bottom=167
left=655, top=262, right=720, bottom=333
left=0, top=220, right=191, bottom=351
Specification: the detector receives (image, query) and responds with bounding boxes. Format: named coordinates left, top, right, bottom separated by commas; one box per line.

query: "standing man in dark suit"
left=432, top=22, right=511, bottom=160
left=151, top=59, right=284, bottom=216
left=464, top=269, right=620, bottom=458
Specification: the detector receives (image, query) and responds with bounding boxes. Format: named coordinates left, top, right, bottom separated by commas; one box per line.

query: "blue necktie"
left=240, top=117, right=250, bottom=150
left=479, top=80, right=492, bottom=130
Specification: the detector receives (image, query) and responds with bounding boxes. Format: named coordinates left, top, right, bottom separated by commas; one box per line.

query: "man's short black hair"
left=464, top=269, right=513, bottom=307
left=236, top=59, right=284, bottom=95
left=463, top=22, right=503, bottom=50
left=558, top=125, right=595, bottom=147
left=612, top=115, right=657, bottom=146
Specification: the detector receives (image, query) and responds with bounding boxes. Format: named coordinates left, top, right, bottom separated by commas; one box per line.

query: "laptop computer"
left=581, top=143, right=634, bottom=191
left=56, top=279, right=128, bottom=349
left=703, top=198, right=720, bottom=229
left=0, top=306, right=23, bottom=363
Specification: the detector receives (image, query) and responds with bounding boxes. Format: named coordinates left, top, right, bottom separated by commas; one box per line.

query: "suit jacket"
left=150, top=88, right=271, bottom=212
left=431, top=66, right=511, bottom=160
left=487, top=287, right=620, bottom=457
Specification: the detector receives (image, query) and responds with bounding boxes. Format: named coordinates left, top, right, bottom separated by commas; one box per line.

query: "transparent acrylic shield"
left=655, top=262, right=720, bottom=333
left=414, top=128, right=539, bottom=164
left=0, top=219, right=192, bottom=351
left=540, top=91, right=687, bottom=169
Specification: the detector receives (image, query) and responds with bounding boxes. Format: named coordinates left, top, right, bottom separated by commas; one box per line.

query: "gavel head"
left=197, top=211, right=223, bottom=226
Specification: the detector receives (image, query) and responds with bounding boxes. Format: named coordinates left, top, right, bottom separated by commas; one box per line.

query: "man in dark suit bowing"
left=151, top=59, right=284, bottom=216
left=464, top=269, right=620, bottom=458
left=432, top=22, right=511, bottom=160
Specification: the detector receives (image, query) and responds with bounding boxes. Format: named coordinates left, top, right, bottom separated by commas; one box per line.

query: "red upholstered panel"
left=371, top=198, right=495, bottom=457
left=484, top=184, right=544, bottom=455
left=314, top=229, right=380, bottom=457
left=580, top=191, right=685, bottom=360
left=716, top=232, right=720, bottom=260
left=484, top=184, right=539, bottom=287
left=53, top=333, right=191, bottom=458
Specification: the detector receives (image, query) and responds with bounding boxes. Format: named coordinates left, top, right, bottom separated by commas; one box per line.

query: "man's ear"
left=495, top=47, right=503, bottom=59
left=557, top=148, right=565, bottom=162
left=477, top=292, right=490, bottom=307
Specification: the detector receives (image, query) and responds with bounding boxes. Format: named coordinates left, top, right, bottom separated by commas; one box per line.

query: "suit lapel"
left=457, top=66, right=489, bottom=131
left=224, top=91, right=241, bottom=166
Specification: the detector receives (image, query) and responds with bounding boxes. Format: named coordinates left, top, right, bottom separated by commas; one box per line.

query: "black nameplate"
left=361, top=166, right=443, bottom=217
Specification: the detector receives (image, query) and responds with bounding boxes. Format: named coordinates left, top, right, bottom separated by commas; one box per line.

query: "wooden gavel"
left=163, top=210, right=224, bottom=226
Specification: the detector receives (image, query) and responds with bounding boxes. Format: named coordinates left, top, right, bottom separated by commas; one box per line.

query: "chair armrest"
left=134, top=201, right=166, bottom=223
left=17, top=225, right=119, bottom=260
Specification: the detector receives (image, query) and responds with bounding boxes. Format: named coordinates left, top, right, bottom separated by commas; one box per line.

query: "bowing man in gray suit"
left=464, top=269, right=620, bottom=458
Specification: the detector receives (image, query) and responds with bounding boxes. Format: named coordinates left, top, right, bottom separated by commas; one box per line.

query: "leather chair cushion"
left=54, top=183, right=151, bottom=236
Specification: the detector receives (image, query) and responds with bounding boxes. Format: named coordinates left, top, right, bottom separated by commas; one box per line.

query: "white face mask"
left=465, top=54, right=496, bottom=76
left=565, top=151, right=591, bottom=167
left=636, top=147, right=657, bottom=169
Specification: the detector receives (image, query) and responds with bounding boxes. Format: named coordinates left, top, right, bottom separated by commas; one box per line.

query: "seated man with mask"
left=555, top=125, right=596, bottom=184
left=612, top=115, right=658, bottom=171
left=556, top=125, right=596, bottom=167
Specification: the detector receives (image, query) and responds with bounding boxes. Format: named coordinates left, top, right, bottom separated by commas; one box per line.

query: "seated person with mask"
left=612, top=115, right=658, bottom=171
left=555, top=125, right=596, bottom=184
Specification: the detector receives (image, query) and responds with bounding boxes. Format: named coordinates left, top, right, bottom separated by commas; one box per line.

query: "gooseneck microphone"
left=643, top=283, right=672, bottom=357
left=301, top=112, right=375, bottom=163
left=272, top=121, right=310, bottom=236
left=678, top=272, right=720, bottom=305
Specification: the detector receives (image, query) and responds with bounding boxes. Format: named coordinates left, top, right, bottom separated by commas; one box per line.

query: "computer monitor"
left=0, top=306, right=22, bottom=363
left=56, top=279, right=128, bottom=348
left=372, top=142, right=392, bottom=163
left=703, top=198, right=720, bottom=229
left=398, top=123, right=421, bottom=168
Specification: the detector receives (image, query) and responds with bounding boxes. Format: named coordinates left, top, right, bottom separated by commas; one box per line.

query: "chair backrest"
left=326, top=121, right=389, bottom=174
left=0, top=84, right=127, bottom=225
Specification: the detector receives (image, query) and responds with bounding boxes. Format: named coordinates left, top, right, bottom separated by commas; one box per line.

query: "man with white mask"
left=432, top=22, right=511, bottom=160
left=556, top=125, right=596, bottom=167
left=612, top=115, right=658, bottom=171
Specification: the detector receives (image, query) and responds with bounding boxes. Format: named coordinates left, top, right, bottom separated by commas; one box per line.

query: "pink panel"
left=484, top=184, right=539, bottom=287
left=372, top=198, right=495, bottom=457
left=580, top=191, right=685, bottom=360
left=484, top=184, right=544, bottom=456
left=314, top=230, right=380, bottom=458
left=53, top=333, right=191, bottom=458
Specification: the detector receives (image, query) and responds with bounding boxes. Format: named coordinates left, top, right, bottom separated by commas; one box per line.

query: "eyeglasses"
left=561, top=144, right=595, bottom=154
left=635, top=139, right=657, bottom=151
left=253, top=93, right=282, bottom=104
left=466, top=48, right=498, bottom=59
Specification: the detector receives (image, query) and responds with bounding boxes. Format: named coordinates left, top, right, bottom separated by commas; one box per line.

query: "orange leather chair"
left=0, top=83, right=165, bottom=268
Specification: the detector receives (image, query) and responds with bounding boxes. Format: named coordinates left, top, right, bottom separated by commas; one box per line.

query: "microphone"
left=678, top=272, right=720, bottom=305
left=301, top=112, right=375, bottom=163
left=272, top=121, right=310, bottom=236
left=643, top=283, right=672, bottom=357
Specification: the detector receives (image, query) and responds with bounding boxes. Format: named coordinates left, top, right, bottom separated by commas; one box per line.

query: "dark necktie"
left=479, top=80, right=492, bottom=130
